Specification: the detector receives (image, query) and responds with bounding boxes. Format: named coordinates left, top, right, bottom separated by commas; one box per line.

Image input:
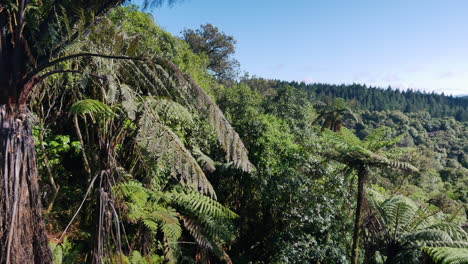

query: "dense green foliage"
left=182, top=24, right=240, bottom=80
left=10, top=4, right=466, bottom=264
left=245, top=79, right=468, bottom=121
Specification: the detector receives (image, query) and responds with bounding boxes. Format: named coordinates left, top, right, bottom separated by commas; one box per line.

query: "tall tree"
left=0, top=1, right=177, bottom=262
left=182, top=24, right=240, bottom=80
left=321, top=128, right=418, bottom=264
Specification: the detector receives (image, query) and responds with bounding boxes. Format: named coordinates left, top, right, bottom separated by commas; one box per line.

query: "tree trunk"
left=0, top=104, right=53, bottom=263
left=351, top=167, right=367, bottom=264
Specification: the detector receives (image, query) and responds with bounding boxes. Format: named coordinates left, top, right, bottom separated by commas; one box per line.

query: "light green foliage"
left=422, top=247, right=468, bottom=264
left=114, top=180, right=237, bottom=261
left=168, top=192, right=238, bottom=220
left=321, top=127, right=418, bottom=173
left=50, top=238, right=82, bottom=264
left=33, top=129, right=81, bottom=167
left=70, top=99, right=115, bottom=119
left=129, top=251, right=164, bottom=264
left=215, top=79, right=352, bottom=263
left=364, top=194, right=468, bottom=263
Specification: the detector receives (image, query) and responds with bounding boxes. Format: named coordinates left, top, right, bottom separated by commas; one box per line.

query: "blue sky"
left=135, top=0, right=468, bottom=95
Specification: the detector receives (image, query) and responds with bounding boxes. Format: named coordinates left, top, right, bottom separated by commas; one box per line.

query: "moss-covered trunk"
left=0, top=104, right=53, bottom=263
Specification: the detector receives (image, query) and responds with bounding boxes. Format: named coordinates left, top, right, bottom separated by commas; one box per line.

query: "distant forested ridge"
left=256, top=80, right=468, bottom=121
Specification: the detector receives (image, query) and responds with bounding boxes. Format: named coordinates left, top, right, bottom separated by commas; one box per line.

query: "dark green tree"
left=182, top=24, right=240, bottom=80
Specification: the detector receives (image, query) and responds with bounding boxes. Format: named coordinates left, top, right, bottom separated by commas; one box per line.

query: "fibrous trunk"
left=351, top=167, right=367, bottom=264
left=0, top=104, right=52, bottom=263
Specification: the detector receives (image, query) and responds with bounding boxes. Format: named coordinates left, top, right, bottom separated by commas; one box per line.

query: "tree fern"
left=43, top=14, right=250, bottom=263
left=114, top=180, right=237, bottom=262
left=364, top=194, right=468, bottom=263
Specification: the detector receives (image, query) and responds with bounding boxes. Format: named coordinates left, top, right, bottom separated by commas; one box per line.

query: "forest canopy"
left=0, top=2, right=466, bottom=264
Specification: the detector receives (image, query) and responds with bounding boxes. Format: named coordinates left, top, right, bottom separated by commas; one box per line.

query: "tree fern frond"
left=70, top=99, right=114, bottom=119
left=114, top=181, right=149, bottom=206
left=179, top=215, right=215, bottom=252
left=418, top=240, right=468, bottom=248
left=151, top=57, right=255, bottom=173
left=146, top=97, right=194, bottom=127
left=179, top=213, right=234, bottom=261
left=152, top=208, right=182, bottom=243
left=168, top=191, right=238, bottom=220
left=120, top=83, right=140, bottom=120
left=136, top=109, right=215, bottom=196
left=424, top=223, right=468, bottom=241
left=363, top=127, right=401, bottom=151
left=192, top=146, right=216, bottom=173
left=142, top=219, right=159, bottom=232
left=380, top=196, right=418, bottom=238
left=422, top=247, right=468, bottom=264
left=403, top=230, right=454, bottom=245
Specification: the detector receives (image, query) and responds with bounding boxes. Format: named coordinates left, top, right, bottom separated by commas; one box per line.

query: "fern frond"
left=142, top=219, right=159, bottom=232
left=150, top=57, right=255, bottom=173
left=363, top=127, right=401, bottom=151
left=418, top=240, right=468, bottom=248
left=70, top=99, right=114, bottom=119
left=136, top=109, right=215, bottom=196
left=403, top=230, right=454, bottom=245
left=422, top=247, right=468, bottom=264
left=179, top=214, right=234, bottom=260
left=147, top=97, right=195, bottom=127
left=424, top=223, right=468, bottom=241
left=152, top=207, right=182, bottom=243
left=168, top=191, right=238, bottom=220
left=179, top=215, right=215, bottom=252
left=380, top=196, right=418, bottom=237
left=192, top=146, right=216, bottom=173
left=120, top=83, right=139, bottom=120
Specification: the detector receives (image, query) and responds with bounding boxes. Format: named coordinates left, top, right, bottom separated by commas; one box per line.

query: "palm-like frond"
left=136, top=108, right=215, bottom=196
left=365, top=194, right=468, bottom=263
left=149, top=97, right=195, bottom=127
left=70, top=99, right=115, bottom=119
left=130, top=57, right=255, bottom=172
left=168, top=191, right=238, bottom=220
left=422, top=247, right=468, bottom=264
left=321, top=128, right=418, bottom=172
left=114, top=181, right=236, bottom=262
left=313, top=97, right=361, bottom=131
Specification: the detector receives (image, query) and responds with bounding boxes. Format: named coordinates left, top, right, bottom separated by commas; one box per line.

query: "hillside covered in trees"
left=248, top=79, right=468, bottom=121
left=0, top=1, right=467, bottom=264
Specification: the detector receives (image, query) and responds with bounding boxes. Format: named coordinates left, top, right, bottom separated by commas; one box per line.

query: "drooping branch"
left=37, top=70, right=82, bottom=81
left=28, top=53, right=144, bottom=80
left=18, top=53, right=143, bottom=103
left=18, top=68, right=110, bottom=104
